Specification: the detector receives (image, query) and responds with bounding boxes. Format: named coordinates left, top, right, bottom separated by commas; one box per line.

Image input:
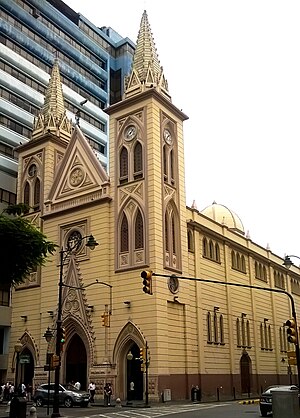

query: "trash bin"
left=272, top=389, right=300, bottom=418
left=9, top=396, right=27, bottom=418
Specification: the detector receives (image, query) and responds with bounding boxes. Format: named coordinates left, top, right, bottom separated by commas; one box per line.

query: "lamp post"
left=14, top=341, right=23, bottom=394
left=283, top=255, right=300, bottom=389
left=9, top=340, right=23, bottom=418
left=52, top=234, right=98, bottom=418
left=43, top=327, right=53, bottom=416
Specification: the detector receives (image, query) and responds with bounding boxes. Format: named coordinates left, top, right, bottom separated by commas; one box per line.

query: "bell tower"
left=106, top=10, right=188, bottom=277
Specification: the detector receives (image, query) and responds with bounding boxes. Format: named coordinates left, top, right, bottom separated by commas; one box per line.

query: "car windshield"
left=64, top=384, right=80, bottom=392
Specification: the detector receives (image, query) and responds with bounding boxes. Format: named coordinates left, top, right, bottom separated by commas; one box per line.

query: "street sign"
left=19, top=354, right=30, bottom=364
left=51, top=355, right=60, bottom=367
left=287, top=351, right=297, bottom=365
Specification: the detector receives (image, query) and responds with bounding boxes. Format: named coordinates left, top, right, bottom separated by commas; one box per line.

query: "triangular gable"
left=47, top=126, right=110, bottom=208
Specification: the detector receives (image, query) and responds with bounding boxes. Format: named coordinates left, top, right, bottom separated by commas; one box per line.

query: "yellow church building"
left=7, top=10, right=300, bottom=403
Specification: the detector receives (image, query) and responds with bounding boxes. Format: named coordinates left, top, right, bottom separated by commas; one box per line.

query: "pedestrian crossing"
left=79, top=402, right=231, bottom=418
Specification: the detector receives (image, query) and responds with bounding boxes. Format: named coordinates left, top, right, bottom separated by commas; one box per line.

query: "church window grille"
left=134, top=209, right=144, bottom=249
left=120, top=214, right=129, bottom=252
left=163, top=146, right=167, bottom=180
left=119, top=147, right=128, bottom=184
left=133, top=141, right=143, bottom=179
left=207, top=312, right=212, bottom=343
left=202, top=237, right=208, bottom=257
left=24, top=182, right=30, bottom=206
left=33, top=178, right=40, bottom=209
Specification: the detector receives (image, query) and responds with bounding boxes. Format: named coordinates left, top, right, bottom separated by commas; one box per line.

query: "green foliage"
left=0, top=204, right=57, bottom=286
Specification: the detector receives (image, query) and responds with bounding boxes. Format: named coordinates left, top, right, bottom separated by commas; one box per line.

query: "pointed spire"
left=32, top=59, right=72, bottom=141
left=124, top=10, right=171, bottom=101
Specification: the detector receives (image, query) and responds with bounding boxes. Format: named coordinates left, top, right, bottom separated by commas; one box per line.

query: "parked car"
left=259, top=384, right=298, bottom=416
left=33, top=383, right=90, bottom=408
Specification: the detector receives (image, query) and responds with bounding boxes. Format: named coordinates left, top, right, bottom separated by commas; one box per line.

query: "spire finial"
left=124, top=10, right=171, bottom=101
left=32, top=59, right=72, bottom=141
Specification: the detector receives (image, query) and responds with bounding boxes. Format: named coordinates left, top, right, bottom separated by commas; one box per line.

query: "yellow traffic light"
left=140, top=347, right=144, bottom=360
left=141, top=270, right=153, bottom=294
left=286, top=319, right=297, bottom=344
left=101, top=312, right=110, bottom=327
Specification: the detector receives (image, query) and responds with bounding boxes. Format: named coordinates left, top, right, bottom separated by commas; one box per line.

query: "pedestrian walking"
left=88, top=381, right=96, bottom=403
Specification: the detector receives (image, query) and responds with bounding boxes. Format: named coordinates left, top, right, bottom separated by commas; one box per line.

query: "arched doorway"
left=126, top=343, right=144, bottom=401
left=65, top=334, right=87, bottom=389
left=240, top=352, right=252, bottom=393
left=19, top=347, right=34, bottom=387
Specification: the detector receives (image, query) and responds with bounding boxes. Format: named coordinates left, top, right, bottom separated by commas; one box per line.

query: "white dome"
left=201, top=201, right=244, bottom=235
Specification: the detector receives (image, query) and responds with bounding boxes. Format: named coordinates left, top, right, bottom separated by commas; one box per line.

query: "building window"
left=274, top=270, right=285, bottom=289
left=207, top=309, right=225, bottom=345
left=33, top=178, right=41, bottom=210
left=119, top=147, right=128, bottom=184
left=164, top=202, right=180, bottom=270
left=120, top=214, right=129, bottom=252
left=24, top=182, right=30, bottom=206
left=255, top=261, right=268, bottom=282
left=231, top=250, right=246, bottom=273
left=187, top=229, right=194, bottom=252
left=133, top=142, right=143, bottom=179
left=279, top=326, right=288, bottom=352
left=134, top=209, right=144, bottom=249
left=203, top=237, right=221, bottom=263
left=260, top=320, right=272, bottom=351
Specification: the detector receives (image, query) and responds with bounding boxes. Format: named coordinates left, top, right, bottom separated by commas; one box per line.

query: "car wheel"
left=260, top=406, right=269, bottom=417
left=35, top=397, right=44, bottom=407
left=64, top=397, right=73, bottom=408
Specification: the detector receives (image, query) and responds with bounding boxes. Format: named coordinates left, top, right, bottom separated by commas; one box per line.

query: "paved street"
left=0, top=401, right=261, bottom=418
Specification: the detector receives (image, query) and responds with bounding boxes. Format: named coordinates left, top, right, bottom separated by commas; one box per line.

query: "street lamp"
left=52, top=234, right=98, bottom=418
left=9, top=340, right=24, bottom=418
left=43, top=327, right=54, bottom=416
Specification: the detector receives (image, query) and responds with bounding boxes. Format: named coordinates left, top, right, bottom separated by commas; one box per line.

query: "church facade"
left=7, top=11, right=300, bottom=402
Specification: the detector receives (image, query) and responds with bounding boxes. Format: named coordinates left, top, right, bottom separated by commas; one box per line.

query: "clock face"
left=163, top=129, right=172, bottom=145
left=70, top=168, right=84, bottom=186
left=124, top=125, right=137, bottom=141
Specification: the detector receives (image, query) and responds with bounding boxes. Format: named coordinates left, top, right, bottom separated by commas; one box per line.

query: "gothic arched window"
left=119, top=147, right=128, bottom=183
left=134, top=209, right=144, bottom=249
left=133, top=142, right=143, bottom=179
left=34, top=178, right=41, bottom=209
left=120, top=213, right=129, bottom=252
left=24, top=182, right=30, bottom=206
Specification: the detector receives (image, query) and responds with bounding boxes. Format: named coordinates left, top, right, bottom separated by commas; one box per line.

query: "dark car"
left=33, top=383, right=90, bottom=408
left=259, top=384, right=298, bottom=416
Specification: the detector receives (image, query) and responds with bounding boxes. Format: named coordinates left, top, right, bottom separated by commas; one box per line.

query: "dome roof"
left=201, top=201, right=245, bottom=235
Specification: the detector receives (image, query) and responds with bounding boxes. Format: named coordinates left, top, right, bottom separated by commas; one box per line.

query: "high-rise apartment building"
left=0, top=0, right=134, bottom=207
left=0, top=0, right=134, bottom=383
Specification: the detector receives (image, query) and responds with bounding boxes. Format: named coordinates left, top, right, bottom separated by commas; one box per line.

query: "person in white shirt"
left=88, top=382, right=96, bottom=403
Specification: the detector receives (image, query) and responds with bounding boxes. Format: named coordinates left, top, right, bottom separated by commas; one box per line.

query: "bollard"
left=29, top=407, right=37, bottom=418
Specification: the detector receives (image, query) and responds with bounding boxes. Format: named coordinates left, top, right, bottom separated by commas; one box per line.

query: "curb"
left=239, top=399, right=260, bottom=405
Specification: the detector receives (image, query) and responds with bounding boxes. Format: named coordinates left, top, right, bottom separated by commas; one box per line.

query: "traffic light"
left=286, top=319, right=297, bottom=344
left=101, top=312, right=110, bottom=327
left=139, top=347, right=144, bottom=360
left=60, top=327, right=66, bottom=352
left=60, top=327, right=66, bottom=344
left=141, top=270, right=153, bottom=294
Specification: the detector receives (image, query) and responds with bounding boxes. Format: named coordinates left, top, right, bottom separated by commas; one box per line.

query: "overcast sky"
left=64, top=0, right=300, bottom=261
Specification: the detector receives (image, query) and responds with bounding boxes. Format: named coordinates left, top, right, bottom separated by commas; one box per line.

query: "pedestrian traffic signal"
left=286, top=319, right=297, bottom=344
left=141, top=270, right=153, bottom=294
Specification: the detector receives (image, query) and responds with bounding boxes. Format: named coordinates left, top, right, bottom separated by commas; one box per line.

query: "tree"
left=0, top=204, right=57, bottom=286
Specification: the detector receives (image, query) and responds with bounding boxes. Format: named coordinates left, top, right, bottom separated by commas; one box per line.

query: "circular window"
left=28, top=164, right=37, bottom=177
left=168, top=275, right=179, bottom=294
